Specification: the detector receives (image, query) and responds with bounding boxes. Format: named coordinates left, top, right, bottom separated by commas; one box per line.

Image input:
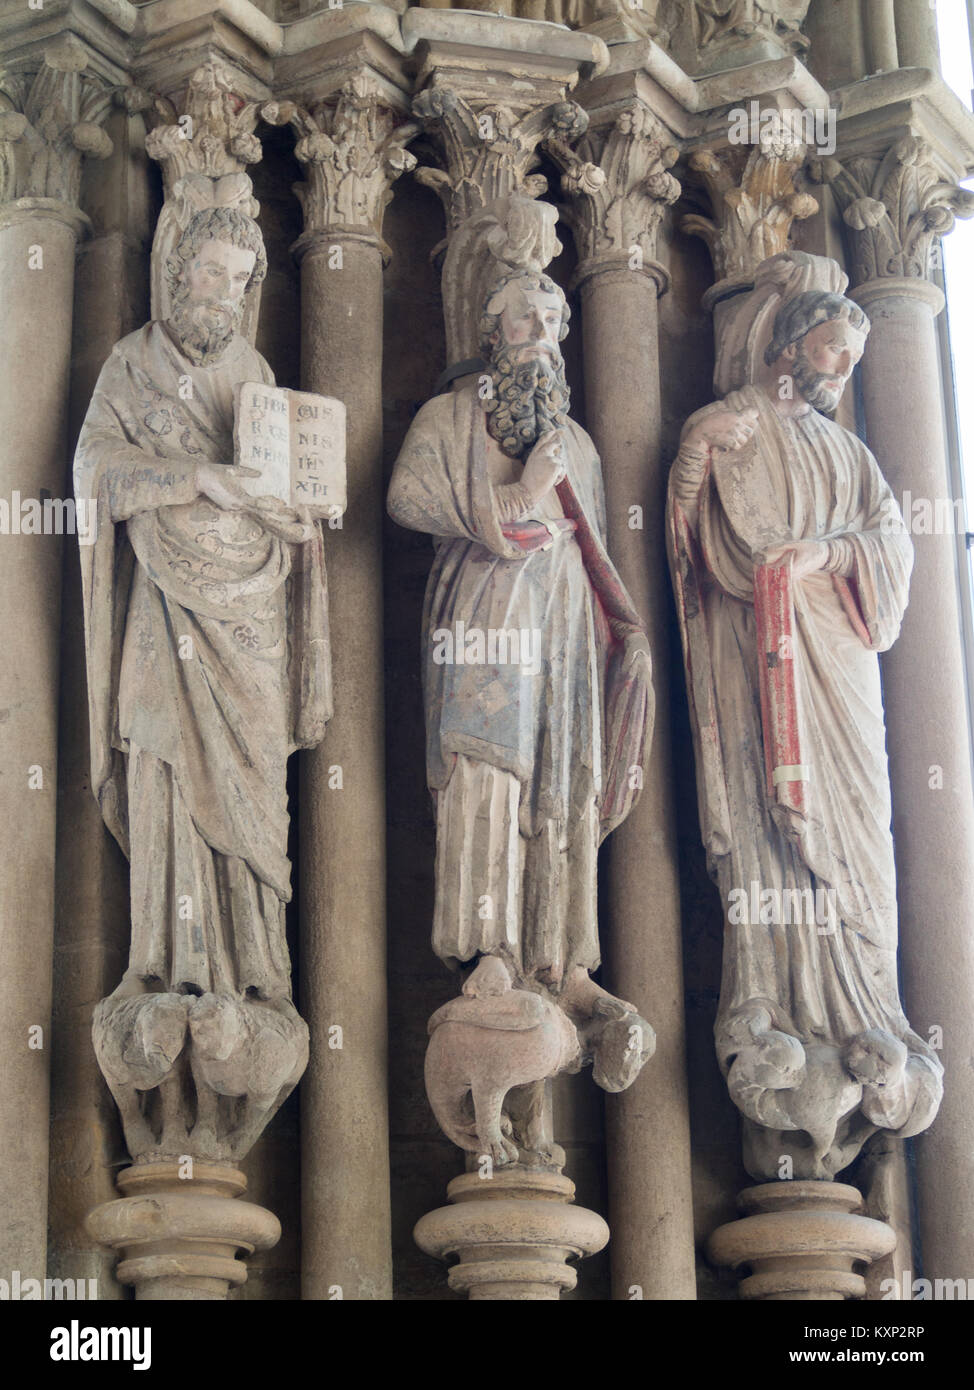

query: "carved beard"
left=482, top=343, right=570, bottom=460
left=169, top=281, right=244, bottom=364
left=792, top=348, right=844, bottom=414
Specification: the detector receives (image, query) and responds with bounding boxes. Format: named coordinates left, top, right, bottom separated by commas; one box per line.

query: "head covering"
left=713, top=251, right=850, bottom=395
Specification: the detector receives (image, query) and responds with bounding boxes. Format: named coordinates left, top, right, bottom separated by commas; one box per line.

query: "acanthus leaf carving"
left=0, top=35, right=113, bottom=211
left=808, top=137, right=974, bottom=285
left=681, top=132, right=818, bottom=282
left=261, top=74, right=419, bottom=252
left=411, top=87, right=588, bottom=229
left=548, top=103, right=680, bottom=281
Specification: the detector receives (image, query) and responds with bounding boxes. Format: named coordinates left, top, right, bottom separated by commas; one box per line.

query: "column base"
left=414, top=1167, right=609, bottom=1301
left=708, top=1181, right=896, bottom=1300
left=85, top=1161, right=280, bottom=1300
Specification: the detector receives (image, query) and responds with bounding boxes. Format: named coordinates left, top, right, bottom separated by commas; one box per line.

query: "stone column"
left=0, top=38, right=112, bottom=1282
left=550, top=102, right=697, bottom=1301
left=811, top=140, right=974, bottom=1283
left=264, top=77, right=418, bottom=1301
left=681, top=133, right=819, bottom=313
left=49, top=96, right=152, bottom=1299
left=863, top=0, right=900, bottom=75
left=894, top=0, right=942, bottom=71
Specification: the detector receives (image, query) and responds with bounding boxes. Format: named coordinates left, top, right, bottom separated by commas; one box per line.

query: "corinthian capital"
left=681, top=134, right=818, bottom=283
left=412, top=87, right=589, bottom=229
left=262, top=75, right=418, bottom=255
left=134, top=59, right=263, bottom=196
left=549, top=103, right=680, bottom=287
left=0, top=35, right=113, bottom=215
left=808, top=137, right=974, bottom=286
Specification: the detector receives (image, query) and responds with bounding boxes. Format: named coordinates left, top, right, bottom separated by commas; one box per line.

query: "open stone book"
left=233, top=382, right=347, bottom=517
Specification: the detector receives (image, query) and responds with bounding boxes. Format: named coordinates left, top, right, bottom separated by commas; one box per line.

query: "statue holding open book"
left=74, top=205, right=343, bottom=1163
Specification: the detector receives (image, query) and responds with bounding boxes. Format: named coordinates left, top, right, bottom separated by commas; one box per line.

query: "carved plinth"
left=709, top=1181, right=896, bottom=1301
left=414, top=1169, right=609, bottom=1301
left=86, top=1161, right=280, bottom=1301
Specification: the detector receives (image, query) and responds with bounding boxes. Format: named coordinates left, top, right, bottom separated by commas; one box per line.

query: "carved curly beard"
left=482, top=344, right=570, bottom=460
left=793, top=349, right=844, bottom=413
left=169, top=281, right=243, bottom=364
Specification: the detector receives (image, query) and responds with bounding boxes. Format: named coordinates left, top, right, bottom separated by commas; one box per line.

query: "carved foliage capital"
left=808, top=137, right=974, bottom=286
left=412, top=87, right=588, bottom=229
left=262, top=74, right=418, bottom=244
left=681, top=134, right=818, bottom=282
left=0, top=35, right=113, bottom=211
left=132, top=60, right=262, bottom=195
left=551, top=103, right=680, bottom=278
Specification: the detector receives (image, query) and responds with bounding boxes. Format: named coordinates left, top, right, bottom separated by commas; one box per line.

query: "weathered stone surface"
left=709, top=1180, right=895, bottom=1300
left=668, top=250, right=942, bottom=1182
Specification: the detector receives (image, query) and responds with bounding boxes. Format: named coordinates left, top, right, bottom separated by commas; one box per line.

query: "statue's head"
left=478, top=269, right=571, bottom=459
left=165, top=206, right=267, bottom=364
left=764, top=290, right=869, bottom=413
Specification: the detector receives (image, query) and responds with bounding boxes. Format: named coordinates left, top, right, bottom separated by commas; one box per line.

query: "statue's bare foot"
left=557, top=966, right=637, bottom=1024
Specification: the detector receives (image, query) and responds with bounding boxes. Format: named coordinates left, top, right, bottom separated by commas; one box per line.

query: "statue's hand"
left=196, top=462, right=262, bottom=511
left=684, top=407, right=758, bottom=455
left=622, top=628, right=652, bottom=676
left=248, top=496, right=317, bottom=543
left=758, top=539, right=830, bottom=579
left=521, top=429, right=567, bottom=502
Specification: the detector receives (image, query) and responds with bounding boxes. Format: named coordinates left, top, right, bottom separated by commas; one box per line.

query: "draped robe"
left=667, top=385, right=937, bottom=1078
left=388, top=385, right=649, bottom=980
left=75, top=323, right=331, bottom=1001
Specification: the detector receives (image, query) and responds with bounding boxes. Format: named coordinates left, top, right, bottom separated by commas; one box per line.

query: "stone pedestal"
left=86, top=1161, right=280, bottom=1301
left=414, top=1169, right=609, bottom=1301
left=709, top=1181, right=896, bottom=1301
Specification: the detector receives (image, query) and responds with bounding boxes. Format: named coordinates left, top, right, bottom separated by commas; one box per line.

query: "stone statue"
left=388, top=265, right=655, bottom=1165
left=690, top=0, right=810, bottom=49
left=75, top=204, right=331, bottom=1163
left=667, top=252, right=942, bottom=1181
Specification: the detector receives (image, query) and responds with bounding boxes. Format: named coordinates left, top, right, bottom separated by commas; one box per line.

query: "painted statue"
left=388, top=265, right=655, bottom=1165
left=75, top=205, right=330, bottom=1162
left=667, top=252, right=942, bottom=1179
